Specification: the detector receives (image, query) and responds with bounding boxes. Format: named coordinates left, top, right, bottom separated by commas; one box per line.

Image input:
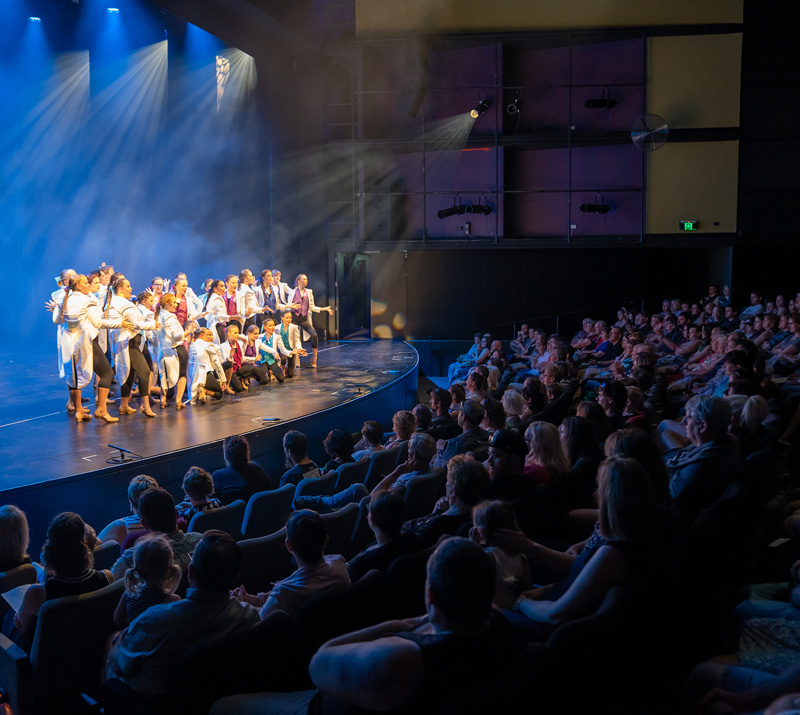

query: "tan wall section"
left=647, top=34, right=742, bottom=129
left=646, top=141, right=738, bottom=234
left=356, top=0, right=742, bottom=37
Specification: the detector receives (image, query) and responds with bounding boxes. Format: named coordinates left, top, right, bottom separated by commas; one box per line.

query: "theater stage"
left=0, top=340, right=419, bottom=543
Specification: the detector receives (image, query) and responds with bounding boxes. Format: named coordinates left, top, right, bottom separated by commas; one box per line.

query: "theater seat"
left=0, top=579, right=124, bottom=715
left=237, top=528, right=294, bottom=595
left=240, top=485, right=295, bottom=540
left=188, top=500, right=247, bottom=540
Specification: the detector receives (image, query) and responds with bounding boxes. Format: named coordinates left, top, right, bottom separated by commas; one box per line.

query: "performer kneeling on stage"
left=219, top=325, right=270, bottom=394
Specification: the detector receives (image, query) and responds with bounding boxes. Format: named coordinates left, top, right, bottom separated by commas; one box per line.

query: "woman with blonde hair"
left=502, top=390, right=526, bottom=431
left=514, top=457, right=661, bottom=630
left=524, top=421, right=571, bottom=486
left=385, top=410, right=416, bottom=448
left=0, top=505, right=31, bottom=573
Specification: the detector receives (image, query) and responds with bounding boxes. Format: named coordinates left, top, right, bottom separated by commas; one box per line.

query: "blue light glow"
left=107, top=7, right=121, bottom=13
left=28, top=16, right=42, bottom=22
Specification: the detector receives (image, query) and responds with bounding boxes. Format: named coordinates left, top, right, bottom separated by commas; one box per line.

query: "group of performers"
left=48, top=265, right=335, bottom=424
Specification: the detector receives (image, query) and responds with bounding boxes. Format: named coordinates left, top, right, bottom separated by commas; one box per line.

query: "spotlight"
left=585, top=88, right=616, bottom=110
left=469, top=100, right=490, bottom=119
left=28, top=16, right=42, bottom=22
left=437, top=205, right=462, bottom=219
left=107, top=7, right=121, bottom=13
left=585, top=98, right=617, bottom=109
left=437, top=203, right=492, bottom=219
left=580, top=198, right=611, bottom=214
left=506, top=96, right=523, bottom=115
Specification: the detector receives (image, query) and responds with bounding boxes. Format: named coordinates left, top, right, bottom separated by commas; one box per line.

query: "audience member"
left=280, top=430, right=322, bottom=488
left=347, top=491, right=415, bottom=582
left=111, top=488, right=202, bottom=581
left=352, top=421, right=386, bottom=461
left=212, top=435, right=271, bottom=504
left=176, top=467, right=222, bottom=522
left=233, top=510, right=350, bottom=618
left=111, top=531, right=260, bottom=697
left=97, top=474, right=159, bottom=546
left=402, top=455, right=490, bottom=548
left=320, top=428, right=355, bottom=474
left=113, top=533, right=182, bottom=628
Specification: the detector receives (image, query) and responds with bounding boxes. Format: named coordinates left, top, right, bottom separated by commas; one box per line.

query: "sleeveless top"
left=124, top=585, right=171, bottom=623
left=44, top=569, right=111, bottom=601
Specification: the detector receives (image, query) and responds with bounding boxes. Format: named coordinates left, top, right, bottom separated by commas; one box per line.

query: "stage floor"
left=0, top=340, right=417, bottom=493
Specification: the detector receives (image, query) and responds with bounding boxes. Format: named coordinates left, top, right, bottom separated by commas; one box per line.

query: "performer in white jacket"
left=53, top=274, right=133, bottom=423
left=187, top=327, right=228, bottom=404
left=237, top=269, right=261, bottom=334
left=156, top=294, right=194, bottom=409
left=173, top=272, right=204, bottom=320
left=202, top=279, right=238, bottom=343
left=289, top=274, right=334, bottom=368
left=272, top=269, right=293, bottom=307
left=50, top=268, right=76, bottom=382
left=104, top=278, right=158, bottom=418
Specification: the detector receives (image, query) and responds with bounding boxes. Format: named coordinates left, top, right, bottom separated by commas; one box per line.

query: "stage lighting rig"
left=470, top=100, right=490, bottom=119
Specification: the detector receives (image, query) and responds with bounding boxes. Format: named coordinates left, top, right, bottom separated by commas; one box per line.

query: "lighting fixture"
left=580, top=194, right=611, bottom=214
left=585, top=87, right=616, bottom=110
left=107, top=7, right=121, bottom=13
left=28, top=16, right=42, bottom=22
left=437, top=202, right=492, bottom=219
left=469, top=100, right=490, bottom=119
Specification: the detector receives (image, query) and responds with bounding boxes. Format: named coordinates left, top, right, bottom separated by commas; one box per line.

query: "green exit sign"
left=680, top=220, right=699, bottom=231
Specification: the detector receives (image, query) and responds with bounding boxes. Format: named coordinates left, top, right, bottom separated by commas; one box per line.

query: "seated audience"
left=212, top=434, right=271, bottom=504
left=176, top=467, right=222, bottom=522
left=9, top=512, right=112, bottom=649
left=384, top=410, right=416, bottom=448
left=523, top=421, right=571, bottom=486
left=484, top=428, right=535, bottom=501
left=347, top=490, right=416, bottom=582
left=280, top=430, right=322, bottom=488
left=412, top=403, right=432, bottom=432
left=0, top=505, right=31, bottom=573
left=111, top=488, right=203, bottom=581
left=212, top=538, right=518, bottom=715
left=352, top=420, right=386, bottom=461
left=233, top=509, right=350, bottom=618
left=320, top=428, right=355, bottom=474
left=470, top=500, right=533, bottom=609
left=111, top=531, right=260, bottom=697
left=431, top=400, right=489, bottom=469
left=402, top=454, right=490, bottom=548
left=481, top=396, right=507, bottom=435
left=97, top=474, right=159, bottom=546
left=662, top=395, right=741, bottom=524
left=113, top=533, right=182, bottom=628
left=513, top=456, right=662, bottom=633
left=374, top=432, right=437, bottom=498
left=426, top=387, right=460, bottom=440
